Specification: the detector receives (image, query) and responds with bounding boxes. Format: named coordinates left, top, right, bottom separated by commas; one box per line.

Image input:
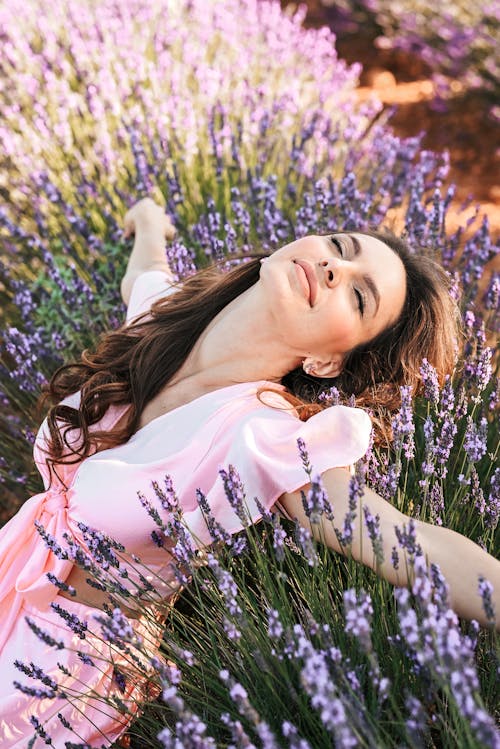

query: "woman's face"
left=258, top=233, right=407, bottom=376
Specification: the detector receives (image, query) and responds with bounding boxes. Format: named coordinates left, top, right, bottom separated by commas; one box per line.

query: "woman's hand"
left=123, top=198, right=176, bottom=241
left=121, top=198, right=176, bottom=305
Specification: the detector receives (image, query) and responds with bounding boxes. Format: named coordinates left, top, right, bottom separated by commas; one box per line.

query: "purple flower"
left=463, top=416, right=488, bottom=463
left=219, top=464, right=249, bottom=527
left=272, top=521, right=287, bottom=563
left=343, top=588, right=373, bottom=653
left=301, top=473, right=333, bottom=523
left=196, top=489, right=232, bottom=545
left=220, top=669, right=262, bottom=726
left=158, top=713, right=216, bottom=749
left=405, top=694, right=428, bottom=745
left=93, top=607, right=137, bottom=645
left=14, top=660, right=58, bottom=691
left=362, top=505, right=384, bottom=565
left=46, top=572, right=76, bottom=597
left=420, top=358, right=439, bottom=405
left=138, top=491, right=168, bottom=532
left=395, top=518, right=423, bottom=562
left=282, top=721, right=312, bottom=749
left=391, top=385, right=415, bottom=459
left=429, top=483, right=445, bottom=525
left=488, top=378, right=499, bottom=412
left=294, top=522, right=318, bottom=567
left=14, top=681, right=58, bottom=700
left=24, top=616, right=64, bottom=650
left=300, top=648, right=358, bottom=745
left=395, top=557, right=500, bottom=745
left=154, top=475, right=181, bottom=514
left=230, top=681, right=248, bottom=702
left=486, top=468, right=500, bottom=530
left=438, top=376, right=455, bottom=416
left=29, top=716, right=57, bottom=743
left=395, top=588, right=421, bottom=649
left=478, top=576, right=496, bottom=624
left=297, top=437, right=312, bottom=476
left=432, top=413, right=457, bottom=479
left=77, top=651, right=94, bottom=667
left=113, top=667, right=127, bottom=694
left=57, top=712, right=72, bottom=730
left=336, top=462, right=365, bottom=547
left=222, top=617, right=241, bottom=641
left=465, top=346, right=493, bottom=400
left=318, top=386, right=340, bottom=406
left=207, top=554, right=244, bottom=623
left=254, top=497, right=275, bottom=524
left=256, top=721, right=280, bottom=749
left=220, top=713, right=255, bottom=748
left=267, top=608, right=284, bottom=639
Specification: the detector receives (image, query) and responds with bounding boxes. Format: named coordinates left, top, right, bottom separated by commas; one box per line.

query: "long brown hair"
left=38, top=229, right=461, bottom=485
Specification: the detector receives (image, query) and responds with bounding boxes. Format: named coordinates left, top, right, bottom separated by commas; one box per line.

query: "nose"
left=319, top=257, right=345, bottom=288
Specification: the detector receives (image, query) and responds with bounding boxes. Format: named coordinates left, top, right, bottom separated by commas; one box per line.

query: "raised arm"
left=121, top=197, right=176, bottom=305
left=279, top=467, right=500, bottom=629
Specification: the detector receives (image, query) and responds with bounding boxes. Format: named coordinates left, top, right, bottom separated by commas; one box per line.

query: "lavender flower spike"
left=337, top=461, right=365, bottom=548
left=302, top=473, right=334, bottom=523
left=420, top=358, right=440, bottom=406
left=343, top=588, right=373, bottom=653
left=391, top=385, right=415, bottom=460
left=478, top=576, right=496, bottom=625
left=219, top=464, right=249, bottom=527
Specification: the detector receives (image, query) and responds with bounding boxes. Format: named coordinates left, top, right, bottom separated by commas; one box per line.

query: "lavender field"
left=0, top=0, right=498, bottom=746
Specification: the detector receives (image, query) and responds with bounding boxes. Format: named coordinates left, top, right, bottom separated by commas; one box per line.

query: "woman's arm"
left=279, top=467, right=500, bottom=628
left=121, top=198, right=176, bottom=305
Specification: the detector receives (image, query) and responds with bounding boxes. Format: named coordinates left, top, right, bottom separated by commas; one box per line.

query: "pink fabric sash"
left=0, top=486, right=74, bottom=652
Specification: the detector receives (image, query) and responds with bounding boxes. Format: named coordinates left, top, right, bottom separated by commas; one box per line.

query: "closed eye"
left=331, top=237, right=364, bottom=315
left=330, top=237, right=343, bottom=257
left=355, top=288, right=365, bottom=316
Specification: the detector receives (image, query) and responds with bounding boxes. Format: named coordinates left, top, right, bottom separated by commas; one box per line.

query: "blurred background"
left=283, top=0, right=500, bottom=238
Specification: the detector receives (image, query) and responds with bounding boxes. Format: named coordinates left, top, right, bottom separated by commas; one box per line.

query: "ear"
left=304, top=355, right=344, bottom=379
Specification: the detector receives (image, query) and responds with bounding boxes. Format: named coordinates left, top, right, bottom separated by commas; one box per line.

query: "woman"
left=0, top=198, right=498, bottom=747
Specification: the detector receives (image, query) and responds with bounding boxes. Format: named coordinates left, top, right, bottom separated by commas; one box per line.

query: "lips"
left=293, top=259, right=317, bottom=306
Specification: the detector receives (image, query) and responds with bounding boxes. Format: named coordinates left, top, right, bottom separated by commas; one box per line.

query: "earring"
left=302, top=360, right=315, bottom=376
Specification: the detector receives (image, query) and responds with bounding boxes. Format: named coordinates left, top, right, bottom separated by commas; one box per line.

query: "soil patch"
left=283, top=1, right=500, bottom=241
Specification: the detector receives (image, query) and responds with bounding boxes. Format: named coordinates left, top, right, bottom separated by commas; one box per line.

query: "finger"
left=164, top=217, right=176, bottom=240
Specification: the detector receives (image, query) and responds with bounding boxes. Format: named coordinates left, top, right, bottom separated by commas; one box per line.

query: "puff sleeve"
left=125, top=270, right=177, bottom=324
left=182, top=392, right=373, bottom=542
left=232, top=402, right=371, bottom=499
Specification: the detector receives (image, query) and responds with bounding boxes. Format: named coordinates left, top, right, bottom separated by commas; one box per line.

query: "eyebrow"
left=347, top=234, right=380, bottom=316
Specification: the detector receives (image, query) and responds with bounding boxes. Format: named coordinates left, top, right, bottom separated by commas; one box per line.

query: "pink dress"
left=0, top=271, right=372, bottom=747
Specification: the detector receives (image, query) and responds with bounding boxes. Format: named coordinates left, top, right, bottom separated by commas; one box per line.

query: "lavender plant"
left=319, top=0, right=500, bottom=107
left=367, top=0, right=500, bottom=106
left=18, top=469, right=499, bottom=747
left=0, top=0, right=498, bottom=746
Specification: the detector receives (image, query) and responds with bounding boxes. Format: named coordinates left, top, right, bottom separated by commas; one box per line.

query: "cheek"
left=259, top=261, right=289, bottom=300
left=322, top=307, right=358, bottom=349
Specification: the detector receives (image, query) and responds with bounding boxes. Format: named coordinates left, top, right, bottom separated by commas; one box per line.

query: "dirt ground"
left=283, top=0, right=500, bottom=243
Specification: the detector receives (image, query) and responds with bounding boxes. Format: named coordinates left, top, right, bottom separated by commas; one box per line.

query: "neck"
left=170, top=284, right=301, bottom=390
